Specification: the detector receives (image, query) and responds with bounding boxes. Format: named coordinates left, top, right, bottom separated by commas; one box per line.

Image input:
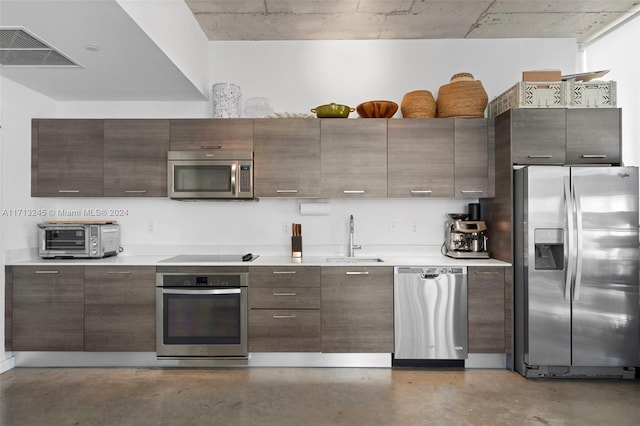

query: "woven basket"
left=401, top=90, right=437, bottom=118
left=436, top=73, right=488, bottom=118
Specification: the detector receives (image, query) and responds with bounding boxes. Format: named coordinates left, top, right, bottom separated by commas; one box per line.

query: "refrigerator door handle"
left=564, top=176, right=575, bottom=301
left=573, top=177, right=584, bottom=300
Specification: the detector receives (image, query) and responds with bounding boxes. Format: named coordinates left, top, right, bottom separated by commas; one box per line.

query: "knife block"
left=291, top=236, right=302, bottom=258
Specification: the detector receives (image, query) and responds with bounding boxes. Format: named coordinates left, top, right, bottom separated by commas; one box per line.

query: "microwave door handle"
left=231, top=162, right=237, bottom=196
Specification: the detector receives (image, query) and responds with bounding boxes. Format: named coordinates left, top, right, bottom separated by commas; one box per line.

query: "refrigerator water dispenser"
left=534, top=228, right=564, bottom=270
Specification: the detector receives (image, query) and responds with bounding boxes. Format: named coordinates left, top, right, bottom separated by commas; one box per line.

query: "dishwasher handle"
left=421, top=273, right=439, bottom=279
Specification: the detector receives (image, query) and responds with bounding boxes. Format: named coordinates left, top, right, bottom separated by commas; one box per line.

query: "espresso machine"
left=444, top=203, right=489, bottom=258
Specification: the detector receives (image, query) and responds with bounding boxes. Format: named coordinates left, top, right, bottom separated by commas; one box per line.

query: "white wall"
left=1, top=77, right=57, bottom=371
left=582, top=15, right=640, bottom=166
left=209, top=39, right=578, bottom=116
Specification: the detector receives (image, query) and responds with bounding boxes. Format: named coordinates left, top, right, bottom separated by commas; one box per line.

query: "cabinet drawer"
left=249, top=309, right=321, bottom=352
left=249, top=266, right=320, bottom=288
left=249, top=287, right=320, bottom=309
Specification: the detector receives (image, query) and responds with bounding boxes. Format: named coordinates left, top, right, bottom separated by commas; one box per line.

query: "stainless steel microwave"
left=38, top=222, right=121, bottom=258
left=167, top=151, right=254, bottom=200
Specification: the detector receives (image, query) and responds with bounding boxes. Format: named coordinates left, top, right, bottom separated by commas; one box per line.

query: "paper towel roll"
left=299, top=202, right=330, bottom=216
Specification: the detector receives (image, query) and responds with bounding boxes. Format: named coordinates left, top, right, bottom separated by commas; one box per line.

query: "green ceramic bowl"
left=311, top=103, right=354, bottom=118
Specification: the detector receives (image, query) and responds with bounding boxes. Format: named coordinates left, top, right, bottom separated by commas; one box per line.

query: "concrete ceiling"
left=1, top=0, right=639, bottom=102
left=185, top=0, right=640, bottom=41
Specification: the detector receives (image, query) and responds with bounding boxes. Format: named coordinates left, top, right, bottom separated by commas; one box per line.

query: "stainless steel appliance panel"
left=570, top=167, right=639, bottom=366
left=394, top=266, right=467, bottom=360
left=519, top=166, right=572, bottom=367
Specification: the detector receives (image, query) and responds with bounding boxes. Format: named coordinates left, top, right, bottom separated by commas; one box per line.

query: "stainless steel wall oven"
left=156, top=267, right=248, bottom=364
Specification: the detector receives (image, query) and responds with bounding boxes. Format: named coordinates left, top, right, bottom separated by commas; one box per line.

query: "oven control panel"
left=158, top=272, right=248, bottom=288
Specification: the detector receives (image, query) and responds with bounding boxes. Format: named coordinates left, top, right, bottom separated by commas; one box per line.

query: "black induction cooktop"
left=159, top=253, right=259, bottom=263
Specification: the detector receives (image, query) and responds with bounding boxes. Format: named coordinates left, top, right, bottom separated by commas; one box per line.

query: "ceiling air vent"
left=0, top=27, right=80, bottom=67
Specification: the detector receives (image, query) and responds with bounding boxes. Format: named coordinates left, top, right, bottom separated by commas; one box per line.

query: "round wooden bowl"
left=356, top=100, right=399, bottom=118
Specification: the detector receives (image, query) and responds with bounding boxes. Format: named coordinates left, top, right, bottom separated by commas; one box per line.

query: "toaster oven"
left=38, top=222, right=121, bottom=259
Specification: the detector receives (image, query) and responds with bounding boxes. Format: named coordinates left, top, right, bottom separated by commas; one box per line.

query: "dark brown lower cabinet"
left=12, top=266, right=85, bottom=351
left=321, top=267, right=393, bottom=353
left=468, top=266, right=506, bottom=353
left=84, top=266, right=156, bottom=352
left=249, top=309, right=321, bottom=352
left=248, top=266, right=321, bottom=352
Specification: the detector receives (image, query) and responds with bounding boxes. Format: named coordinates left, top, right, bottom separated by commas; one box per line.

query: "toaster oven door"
left=39, top=226, right=89, bottom=257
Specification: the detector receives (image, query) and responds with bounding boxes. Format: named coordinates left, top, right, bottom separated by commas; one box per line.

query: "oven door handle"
left=162, top=288, right=242, bottom=295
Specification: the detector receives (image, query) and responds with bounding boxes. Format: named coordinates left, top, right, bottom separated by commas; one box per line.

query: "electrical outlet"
left=411, top=222, right=419, bottom=233
left=391, top=222, right=399, bottom=233
left=147, top=222, right=154, bottom=233
left=281, top=222, right=289, bottom=234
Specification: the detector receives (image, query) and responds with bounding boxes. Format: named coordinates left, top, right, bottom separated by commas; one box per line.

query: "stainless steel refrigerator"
left=514, top=166, right=639, bottom=379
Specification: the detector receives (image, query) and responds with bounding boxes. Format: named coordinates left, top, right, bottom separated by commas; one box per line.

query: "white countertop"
left=5, top=253, right=510, bottom=268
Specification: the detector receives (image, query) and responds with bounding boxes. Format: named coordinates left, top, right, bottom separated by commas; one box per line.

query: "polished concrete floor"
left=1, top=368, right=639, bottom=425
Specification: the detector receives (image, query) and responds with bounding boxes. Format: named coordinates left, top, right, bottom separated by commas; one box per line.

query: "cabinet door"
left=388, top=119, right=454, bottom=198
left=254, top=119, right=320, bottom=197
left=12, top=266, right=84, bottom=351
left=455, top=118, right=489, bottom=198
left=169, top=119, right=253, bottom=151
left=33, top=119, right=104, bottom=196
left=566, top=108, right=621, bottom=165
left=321, top=267, right=393, bottom=353
left=320, top=119, right=388, bottom=198
left=468, top=267, right=505, bottom=353
left=104, top=120, right=169, bottom=196
left=511, top=109, right=566, bottom=164
left=84, top=266, right=156, bottom=352
left=5, top=267, right=13, bottom=351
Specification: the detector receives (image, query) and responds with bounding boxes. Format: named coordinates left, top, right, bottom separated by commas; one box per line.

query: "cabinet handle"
left=200, top=145, right=222, bottom=150
left=273, top=292, right=296, bottom=296
left=276, top=189, right=299, bottom=194
left=527, top=155, right=553, bottom=159
left=343, top=190, right=365, bottom=194
left=474, top=271, right=500, bottom=275
left=460, top=190, right=483, bottom=194
left=273, top=315, right=296, bottom=319
left=125, top=190, right=147, bottom=194
left=410, top=190, right=432, bottom=195
left=107, top=271, right=132, bottom=275
left=581, top=154, right=607, bottom=159
left=345, top=271, right=369, bottom=275
left=272, top=271, right=296, bottom=275
left=58, top=190, right=79, bottom=193
left=35, top=270, right=59, bottom=274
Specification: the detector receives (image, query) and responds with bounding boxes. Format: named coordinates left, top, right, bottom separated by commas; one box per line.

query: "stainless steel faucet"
left=348, top=214, right=362, bottom=257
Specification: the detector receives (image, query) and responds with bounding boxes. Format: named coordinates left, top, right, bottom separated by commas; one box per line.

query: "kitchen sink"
left=325, top=257, right=384, bottom=263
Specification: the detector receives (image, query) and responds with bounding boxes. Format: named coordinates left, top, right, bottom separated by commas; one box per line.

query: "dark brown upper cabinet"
left=253, top=119, right=321, bottom=198
left=104, top=119, right=170, bottom=197
left=32, top=119, right=105, bottom=197
left=169, top=119, right=254, bottom=151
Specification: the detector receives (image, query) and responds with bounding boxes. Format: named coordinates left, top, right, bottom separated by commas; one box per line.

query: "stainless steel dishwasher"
left=393, top=266, right=468, bottom=367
